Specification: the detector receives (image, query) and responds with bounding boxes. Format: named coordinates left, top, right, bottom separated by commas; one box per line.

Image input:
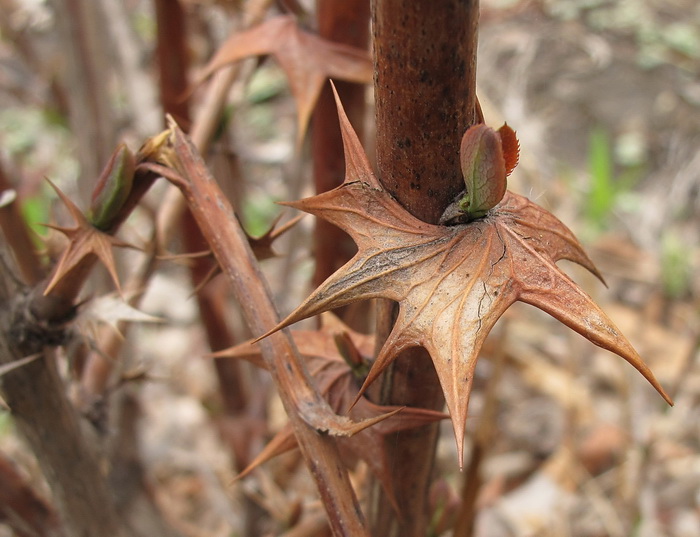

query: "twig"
left=162, top=123, right=370, bottom=536
left=0, top=250, right=130, bottom=537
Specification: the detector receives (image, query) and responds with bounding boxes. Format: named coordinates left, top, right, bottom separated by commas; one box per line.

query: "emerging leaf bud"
left=457, top=123, right=519, bottom=221
left=87, top=143, right=135, bottom=230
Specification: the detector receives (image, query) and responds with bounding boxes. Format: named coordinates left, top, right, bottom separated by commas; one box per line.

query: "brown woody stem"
left=165, top=125, right=369, bottom=537
left=0, top=253, right=129, bottom=537
left=370, top=0, right=480, bottom=535
left=312, top=0, right=370, bottom=291
left=0, top=161, right=44, bottom=285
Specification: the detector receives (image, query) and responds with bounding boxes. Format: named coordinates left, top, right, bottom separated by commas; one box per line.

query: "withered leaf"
left=195, top=15, right=372, bottom=144
left=259, top=89, right=673, bottom=464
left=214, top=313, right=447, bottom=511
left=159, top=212, right=303, bottom=294
left=75, top=293, right=163, bottom=340
left=43, top=180, right=138, bottom=296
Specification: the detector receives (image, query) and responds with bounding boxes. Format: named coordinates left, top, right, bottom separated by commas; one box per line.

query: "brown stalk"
left=154, top=0, right=190, bottom=130
left=369, top=1, right=480, bottom=535
left=453, top=348, right=505, bottom=536
left=154, top=0, right=254, bottom=471
left=0, top=157, right=162, bottom=534
left=163, top=125, right=369, bottom=537
left=155, top=0, right=273, bottom=249
left=0, top=162, right=44, bottom=285
left=0, top=450, right=64, bottom=537
left=50, top=0, right=116, bottom=193
left=311, top=0, right=370, bottom=292
left=0, top=252, right=130, bottom=537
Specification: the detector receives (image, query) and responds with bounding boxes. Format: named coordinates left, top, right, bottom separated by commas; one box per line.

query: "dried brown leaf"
left=196, top=15, right=372, bottom=143
left=214, top=313, right=448, bottom=510
left=42, top=180, right=138, bottom=296
left=259, top=88, right=673, bottom=464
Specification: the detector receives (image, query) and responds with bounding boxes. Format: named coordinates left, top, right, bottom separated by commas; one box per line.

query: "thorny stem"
left=165, top=125, right=370, bottom=537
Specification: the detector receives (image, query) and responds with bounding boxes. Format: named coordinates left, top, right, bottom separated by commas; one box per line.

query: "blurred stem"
left=0, top=450, right=64, bottom=537
left=453, top=348, right=504, bottom=536
left=369, top=1, right=480, bottom=535
left=0, top=162, right=44, bottom=284
left=154, top=0, right=190, bottom=129
left=156, top=0, right=273, bottom=249
left=0, top=251, right=129, bottom=537
left=49, top=0, right=116, bottom=196
left=154, top=0, right=250, bottom=435
left=311, top=0, right=370, bottom=294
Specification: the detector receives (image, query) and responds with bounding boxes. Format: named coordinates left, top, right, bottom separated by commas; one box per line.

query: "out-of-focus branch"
left=0, top=450, right=64, bottom=537
left=0, top=161, right=44, bottom=285
left=156, top=0, right=273, bottom=249
left=0, top=249, right=130, bottom=537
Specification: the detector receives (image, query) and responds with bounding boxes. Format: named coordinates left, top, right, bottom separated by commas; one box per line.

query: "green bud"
left=87, top=143, right=135, bottom=230
left=457, top=123, right=519, bottom=221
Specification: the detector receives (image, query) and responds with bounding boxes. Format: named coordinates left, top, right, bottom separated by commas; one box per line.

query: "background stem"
left=312, top=0, right=370, bottom=293
left=369, top=1, right=480, bottom=534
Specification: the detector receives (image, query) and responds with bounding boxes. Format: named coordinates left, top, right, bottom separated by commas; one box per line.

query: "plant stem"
left=373, top=0, right=480, bottom=223
left=49, top=0, right=116, bottom=194
left=370, top=1, right=480, bottom=535
left=0, top=258, right=129, bottom=537
left=0, top=162, right=44, bottom=285
left=154, top=0, right=250, bottom=420
left=165, top=126, right=370, bottom=537
left=312, top=0, right=370, bottom=291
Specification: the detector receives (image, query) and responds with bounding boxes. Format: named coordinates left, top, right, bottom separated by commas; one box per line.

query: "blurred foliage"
left=584, top=127, right=642, bottom=233
left=661, top=231, right=693, bottom=299
left=543, top=0, right=700, bottom=71
left=21, top=188, right=51, bottom=237
left=0, top=412, right=11, bottom=438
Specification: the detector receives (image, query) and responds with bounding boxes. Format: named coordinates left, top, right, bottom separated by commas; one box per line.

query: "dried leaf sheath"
left=195, top=15, right=372, bottom=144
left=259, top=88, right=672, bottom=463
left=214, top=315, right=447, bottom=512
left=157, top=120, right=374, bottom=536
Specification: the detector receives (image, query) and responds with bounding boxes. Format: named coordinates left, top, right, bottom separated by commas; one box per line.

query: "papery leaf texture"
left=195, top=15, right=372, bottom=144
left=75, top=293, right=163, bottom=340
left=214, top=313, right=447, bottom=511
left=43, top=180, right=138, bottom=296
left=259, top=88, right=673, bottom=464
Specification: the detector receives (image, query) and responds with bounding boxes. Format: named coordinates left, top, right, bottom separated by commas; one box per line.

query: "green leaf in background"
left=661, top=231, right=693, bottom=300
left=21, top=188, right=51, bottom=239
left=586, top=127, right=615, bottom=229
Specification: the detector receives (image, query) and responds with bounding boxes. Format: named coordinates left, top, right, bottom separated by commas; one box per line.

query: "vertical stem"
left=0, top=258, right=129, bottom=537
left=373, top=0, right=480, bottom=223
left=154, top=0, right=190, bottom=128
left=312, top=0, right=370, bottom=289
left=49, top=0, right=116, bottom=194
left=154, top=0, right=248, bottom=415
left=370, top=1, right=480, bottom=535
left=0, top=162, right=44, bottom=285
